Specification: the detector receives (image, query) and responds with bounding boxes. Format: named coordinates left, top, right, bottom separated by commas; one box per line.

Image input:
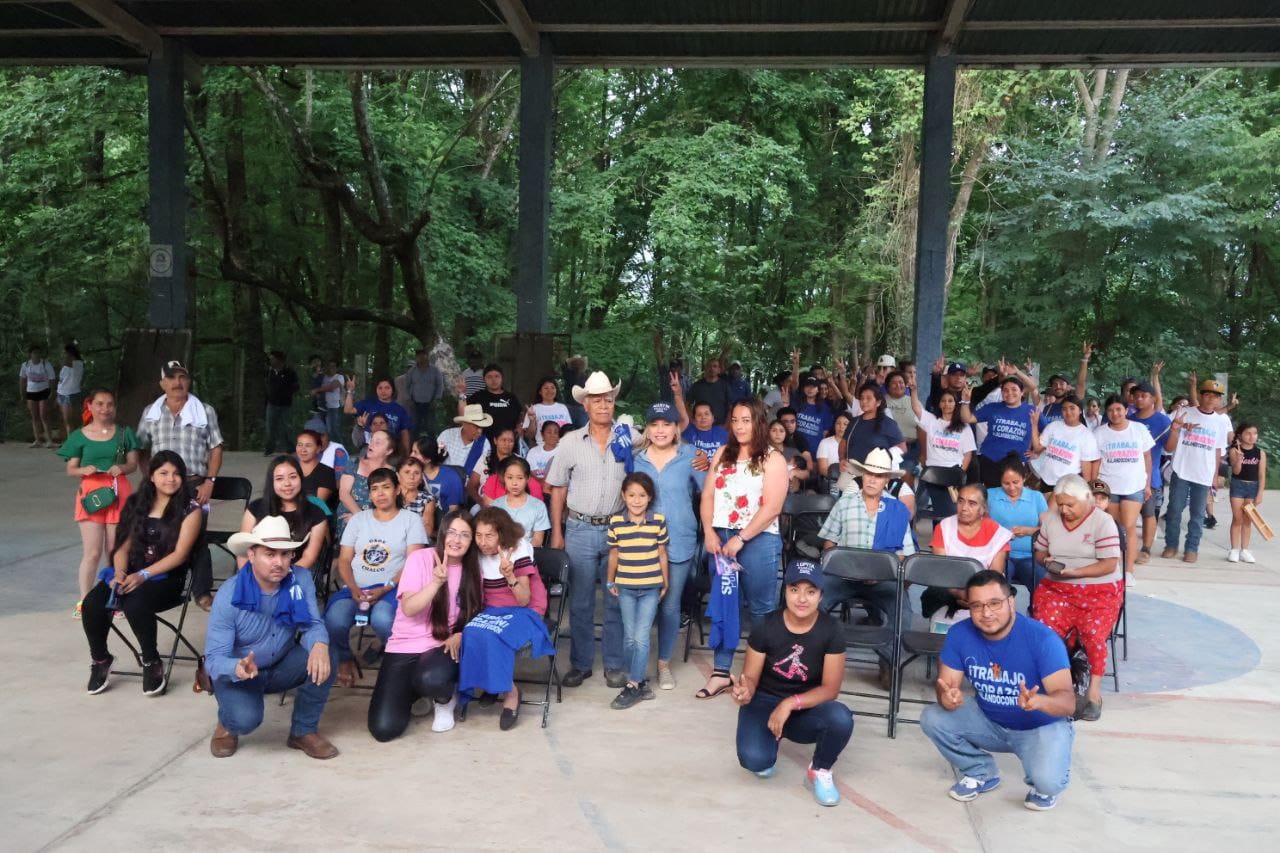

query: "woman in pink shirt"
left=368, top=510, right=483, bottom=742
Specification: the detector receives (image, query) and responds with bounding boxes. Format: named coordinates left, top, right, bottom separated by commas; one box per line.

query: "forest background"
left=1, top=65, right=1276, bottom=450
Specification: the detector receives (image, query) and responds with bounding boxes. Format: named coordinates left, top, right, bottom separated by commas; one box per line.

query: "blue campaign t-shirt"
left=976, top=403, right=1036, bottom=462
left=1038, top=401, right=1064, bottom=431
left=940, top=614, right=1070, bottom=730
left=681, top=424, right=729, bottom=456
left=1129, top=410, right=1172, bottom=488
left=844, top=414, right=904, bottom=463
left=425, top=466, right=466, bottom=514
left=795, top=403, right=834, bottom=453
left=355, top=399, right=413, bottom=436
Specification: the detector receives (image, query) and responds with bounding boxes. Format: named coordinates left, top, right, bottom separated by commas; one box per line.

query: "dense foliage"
left=1, top=66, right=1276, bottom=449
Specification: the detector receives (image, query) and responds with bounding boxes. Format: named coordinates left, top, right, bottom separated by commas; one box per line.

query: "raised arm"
left=1150, top=360, right=1164, bottom=411
left=670, top=370, right=691, bottom=432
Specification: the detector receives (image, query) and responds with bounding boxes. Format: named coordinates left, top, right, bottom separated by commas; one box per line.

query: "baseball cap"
left=877, top=354, right=897, bottom=368
left=1089, top=479, right=1111, bottom=498
left=802, top=375, right=821, bottom=388
left=160, top=360, right=189, bottom=379
left=1133, top=380, right=1156, bottom=395
left=645, top=401, right=678, bottom=424
left=1198, top=379, right=1226, bottom=395
left=945, top=362, right=967, bottom=375
left=1047, top=373, right=1068, bottom=385
left=783, top=558, right=824, bottom=590
left=303, top=416, right=328, bottom=434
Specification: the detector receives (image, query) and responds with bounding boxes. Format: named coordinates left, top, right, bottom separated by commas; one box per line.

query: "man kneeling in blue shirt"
left=921, top=570, right=1075, bottom=811
left=205, top=516, right=338, bottom=759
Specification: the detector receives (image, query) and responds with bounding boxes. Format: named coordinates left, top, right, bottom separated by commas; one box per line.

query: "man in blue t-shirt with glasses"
left=921, top=570, right=1076, bottom=811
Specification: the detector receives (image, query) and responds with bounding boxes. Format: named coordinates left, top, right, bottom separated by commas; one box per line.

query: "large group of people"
left=45, top=340, right=1265, bottom=813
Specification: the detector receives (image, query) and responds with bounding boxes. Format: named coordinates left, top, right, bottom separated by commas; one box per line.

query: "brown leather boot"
left=1160, top=547, right=1178, bottom=559
left=1182, top=551, right=1198, bottom=564
left=287, top=732, right=339, bottom=760
left=210, top=723, right=238, bottom=758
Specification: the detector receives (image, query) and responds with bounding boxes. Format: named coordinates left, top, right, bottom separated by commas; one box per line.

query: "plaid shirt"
left=545, top=424, right=638, bottom=518
left=818, top=489, right=916, bottom=554
left=136, top=399, right=225, bottom=477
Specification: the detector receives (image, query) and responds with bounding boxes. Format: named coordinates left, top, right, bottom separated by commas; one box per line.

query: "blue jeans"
left=921, top=700, right=1074, bottom=796
left=324, top=591, right=396, bottom=662
left=1007, top=556, right=1046, bottom=592
left=737, top=693, right=854, bottom=772
left=657, top=557, right=694, bottom=662
left=617, top=586, right=662, bottom=684
left=214, top=642, right=337, bottom=737
left=325, top=407, right=343, bottom=441
left=1165, top=472, right=1211, bottom=554
left=565, top=517, right=623, bottom=672
left=713, top=528, right=782, bottom=671
left=923, top=482, right=956, bottom=519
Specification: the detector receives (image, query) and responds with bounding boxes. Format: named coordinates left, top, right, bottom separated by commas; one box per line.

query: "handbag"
left=80, top=476, right=118, bottom=515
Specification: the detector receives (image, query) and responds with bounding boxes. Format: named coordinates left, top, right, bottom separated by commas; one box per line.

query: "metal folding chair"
left=821, top=547, right=902, bottom=735
left=515, top=547, right=571, bottom=727
left=109, top=566, right=201, bottom=693
left=204, top=476, right=254, bottom=591
left=917, top=465, right=966, bottom=523
left=889, top=553, right=984, bottom=738
left=781, top=492, right=835, bottom=564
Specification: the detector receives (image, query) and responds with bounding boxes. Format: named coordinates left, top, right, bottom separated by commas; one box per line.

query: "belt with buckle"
left=568, top=509, right=611, bottom=526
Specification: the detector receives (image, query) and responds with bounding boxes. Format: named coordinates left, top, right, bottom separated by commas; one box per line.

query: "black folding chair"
left=204, top=476, right=254, bottom=591
left=821, top=547, right=902, bottom=735
left=781, top=493, right=835, bottom=564
left=917, top=466, right=966, bottom=523
left=109, top=566, right=201, bottom=693
left=889, top=553, right=984, bottom=738
left=515, top=547, right=571, bottom=727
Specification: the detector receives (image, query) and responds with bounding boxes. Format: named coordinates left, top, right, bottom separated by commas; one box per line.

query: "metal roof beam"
left=493, top=0, right=540, bottom=56
left=68, top=0, right=202, bottom=86
left=935, top=0, right=975, bottom=56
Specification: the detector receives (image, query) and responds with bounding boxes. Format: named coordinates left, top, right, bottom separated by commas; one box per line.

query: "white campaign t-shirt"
left=525, top=444, right=558, bottom=480
left=323, top=373, right=345, bottom=409
left=815, top=436, right=841, bottom=469
left=1169, top=409, right=1232, bottom=487
left=58, top=361, right=84, bottom=396
left=526, top=402, right=572, bottom=446
left=1093, top=421, right=1154, bottom=496
left=918, top=410, right=975, bottom=469
left=19, top=359, right=55, bottom=393
left=1032, top=421, right=1100, bottom=486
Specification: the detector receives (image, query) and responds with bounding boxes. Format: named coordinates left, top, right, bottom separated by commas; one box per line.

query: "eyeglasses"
left=443, top=529, right=471, bottom=540
left=970, top=596, right=1011, bottom=615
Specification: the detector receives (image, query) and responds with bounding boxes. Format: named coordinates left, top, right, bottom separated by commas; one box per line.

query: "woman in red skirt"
left=1032, top=474, right=1123, bottom=723
left=58, top=389, right=140, bottom=618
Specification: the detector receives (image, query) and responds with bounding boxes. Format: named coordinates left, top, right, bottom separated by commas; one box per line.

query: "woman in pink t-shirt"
left=368, top=510, right=483, bottom=742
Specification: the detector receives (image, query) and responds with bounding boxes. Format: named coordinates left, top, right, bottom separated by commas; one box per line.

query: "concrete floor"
left=2, top=445, right=1277, bottom=852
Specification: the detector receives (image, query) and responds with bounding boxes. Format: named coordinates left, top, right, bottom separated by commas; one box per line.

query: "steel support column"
left=146, top=38, right=187, bottom=329
left=911, top=55, right=956, bottom=371
left=515, top=34, right=553, bottom=334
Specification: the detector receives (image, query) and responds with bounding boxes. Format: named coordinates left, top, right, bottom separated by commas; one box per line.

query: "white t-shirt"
left=1169, top=409, right=1232, bottom=487
left=478, top=539, right=535, bottom=582
left=19, top=359, right=55, bottom=393
left=1032, top=421, right=1100, bottom=486
left=525, top=444, right=558, bottom=480
left=323, top=373, right=345, bottom=409
left=1093, top=421, right=1154, bottom=496
left=340, top=508, right=429, bottom=589
left=918, top=410, right=975, bottom=469
left=526, top=402, right=572, bottom=446
left=58, top=361, right=84, bottom=396
left=816, top=436, right=841, bottom=469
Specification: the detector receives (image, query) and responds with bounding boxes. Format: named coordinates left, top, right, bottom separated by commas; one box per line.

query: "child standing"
left=492, top=456, right=551, bottom=546
left=1227, top=423, right=1266, bottom=563
left=606, top=472, right=669, bottom=709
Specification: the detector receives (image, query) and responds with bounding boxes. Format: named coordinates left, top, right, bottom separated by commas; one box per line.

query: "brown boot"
left=1160, top=547, right=1178, bottom=559
left=1135, top=550, right=1150, bottom=565
left=1182, top=551, right=1198, bottom=564
left=878, top=659, right=894, bottom=692
left=287, top=732, right=339, bottom=760
left=210, top=723, right=238, bottom=758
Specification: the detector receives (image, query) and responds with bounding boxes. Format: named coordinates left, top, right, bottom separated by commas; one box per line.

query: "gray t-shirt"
left=340, top=508, right=429, bottom=589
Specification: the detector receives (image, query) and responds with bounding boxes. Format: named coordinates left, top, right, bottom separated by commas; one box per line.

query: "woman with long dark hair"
left=295, top=428, right=337, bottom=510
left=696, top=398, right=787, bottom=699
left=57, top=341, right=85, bottom=441
left=412, top=437, right=466, bottom=516
left=240, top=455, right=329, bottom=570
left=80, top=450, right=202, bottom=696
left=368, top=510, right=484, bottom=741
left=844, top=381, right=906, bottom=469
left=910, top=382, right=974, bottom=518
left=468, top=426, right=544, bottom=508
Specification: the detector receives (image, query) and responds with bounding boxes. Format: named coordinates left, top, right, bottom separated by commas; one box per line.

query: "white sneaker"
left=1240, top=549, right=1256, bottom=564
left=431, top=694, right=457, bottom=732
left=1227, top=549, right=1240, bottom=563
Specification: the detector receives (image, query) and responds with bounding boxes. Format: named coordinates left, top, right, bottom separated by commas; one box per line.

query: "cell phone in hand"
left=1045, top=560, right=1066, bottom=574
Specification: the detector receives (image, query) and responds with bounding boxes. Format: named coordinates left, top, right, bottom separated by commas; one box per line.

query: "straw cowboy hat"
left=453, top=403, right=494, bottom=428
left=227, top=515, right=310, bottom=557
left=848, top=447, right=905, bottom=478
left=571, top=370, right=622, bottom=404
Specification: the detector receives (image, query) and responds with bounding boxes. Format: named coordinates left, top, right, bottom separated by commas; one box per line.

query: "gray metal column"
left=912, top=55, right=956, bottom=370
left=147, top=39, right=187, bottom=329
left=515, top=35, right=554, bottom=334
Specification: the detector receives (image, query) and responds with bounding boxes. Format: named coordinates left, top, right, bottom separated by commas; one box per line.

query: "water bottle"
left=355, top=597, right=370, bottom=626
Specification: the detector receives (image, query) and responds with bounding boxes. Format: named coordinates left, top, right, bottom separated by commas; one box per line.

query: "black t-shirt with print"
left=469, top=389, right=522, bottom=433
left=748, top=610, right=845, bottom=698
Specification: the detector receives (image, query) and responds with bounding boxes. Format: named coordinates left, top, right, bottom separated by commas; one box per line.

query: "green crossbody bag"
left=81, top=476, right=119, bottom=514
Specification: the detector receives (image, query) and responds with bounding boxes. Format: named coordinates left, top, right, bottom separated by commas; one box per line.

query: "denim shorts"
left=1229, top=480, right=1259, bottom=501
left=1116, top=488, right=1145, bottom=503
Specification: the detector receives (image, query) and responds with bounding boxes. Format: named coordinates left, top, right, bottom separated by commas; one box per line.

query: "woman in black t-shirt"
left=731, top=559, right=853, bottom=807
left=296, top=428, right=338, bottom=511
left=240, top=455, right=329, bottom=570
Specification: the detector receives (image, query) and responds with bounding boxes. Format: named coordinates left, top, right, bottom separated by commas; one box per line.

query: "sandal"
left=695, top=671, right=733, bottom=700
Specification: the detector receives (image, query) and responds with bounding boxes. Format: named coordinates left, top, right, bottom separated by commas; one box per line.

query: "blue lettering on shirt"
left=940, top=615, right=1069, bottom=730
left=976, top=404, right=1035, bottom=462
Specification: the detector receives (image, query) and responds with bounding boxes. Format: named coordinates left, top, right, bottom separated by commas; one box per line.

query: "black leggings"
left=81, top=572, right=186, bottom=663
left=367, top=647, right=458, bottom=742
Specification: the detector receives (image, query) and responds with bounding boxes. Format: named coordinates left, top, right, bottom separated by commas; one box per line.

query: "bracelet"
left=959, top=400, right=970, bottom=405
left=140, top=570, right=151, bottom=581
left=793, top=695, right=803, bottom=711
left=383, top=580, right=395, bottom=588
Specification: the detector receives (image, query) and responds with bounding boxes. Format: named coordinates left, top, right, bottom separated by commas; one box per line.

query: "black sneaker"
left=638, top=680, right=655, bottom=701
left=605, top=669, right=628, bottom=688
left=87, top=656, right=113, bottom=695
left=561, top=668, right=592, bottom=688
left=1203, top=514, right=1217, bottom=529
left=611, top=684, right=642, bottom=710
left=142, top=659, right=167, bottom=696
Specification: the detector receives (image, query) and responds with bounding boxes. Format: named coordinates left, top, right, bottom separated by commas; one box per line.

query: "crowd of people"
left=45, top=342, right=1266, bottom=812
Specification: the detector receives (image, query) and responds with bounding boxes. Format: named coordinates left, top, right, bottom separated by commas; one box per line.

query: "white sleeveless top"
left=937, top=515, right=1013, bottom=569
left=711, top=448, right=779, bottom=535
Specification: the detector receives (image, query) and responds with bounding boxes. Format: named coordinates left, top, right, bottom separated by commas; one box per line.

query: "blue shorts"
left=1116, top=489, right=1145, bottom=503
left=1229, top=480, right=1259, bottom=501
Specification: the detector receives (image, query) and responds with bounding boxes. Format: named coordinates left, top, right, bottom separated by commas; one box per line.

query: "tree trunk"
left=373, top=248, right=394, bottom=377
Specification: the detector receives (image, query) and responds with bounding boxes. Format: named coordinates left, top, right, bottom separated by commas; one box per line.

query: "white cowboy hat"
left=572, top=370, right=622, bottom=404
left=848, top=447, right=904, bottom=478
left=227, top=515, right=310, bottom=557
left=453, top=403, right=494, bottom=428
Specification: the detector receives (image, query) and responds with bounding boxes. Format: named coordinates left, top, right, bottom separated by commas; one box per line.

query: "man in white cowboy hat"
left=818, top=447, right=916, bottom=689
left=546, top=370, right=637, bottom=688
left=437, top=403, right=493, bottom=468
left=203, top=516, right=338, bottom=760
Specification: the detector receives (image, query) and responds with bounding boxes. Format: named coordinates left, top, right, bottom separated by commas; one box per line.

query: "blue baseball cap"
left=783, top=558, right=824, bottom=590
left=945, top=362, right=967, bottom=375
left=645, top=401, right=678, bottom=424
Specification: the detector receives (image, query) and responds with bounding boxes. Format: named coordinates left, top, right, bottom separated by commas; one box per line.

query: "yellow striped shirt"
left=607, top=512, right=668, bottom=587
